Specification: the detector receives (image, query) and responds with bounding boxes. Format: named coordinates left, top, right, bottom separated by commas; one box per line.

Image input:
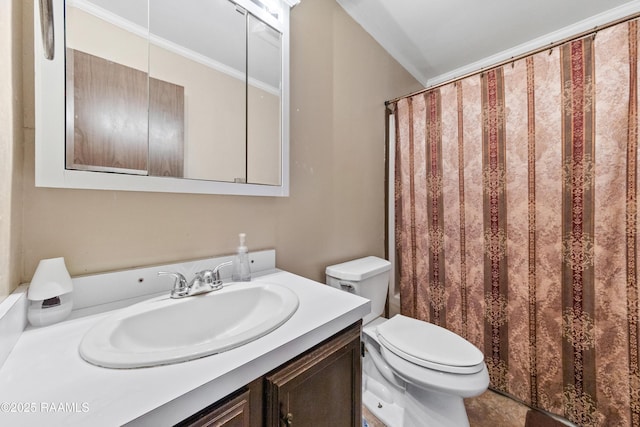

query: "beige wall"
left=0, top=0, right=24, bottom=301
left=5, top=0, right=420, bottom=299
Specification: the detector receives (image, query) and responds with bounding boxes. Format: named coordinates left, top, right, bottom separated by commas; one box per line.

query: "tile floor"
left=362, top=389, right=530, bottom=427
left=465, top=390, right=530, bottom=426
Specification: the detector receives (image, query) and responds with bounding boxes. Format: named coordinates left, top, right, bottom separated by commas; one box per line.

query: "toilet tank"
left=325, top=256, right=391, bottom=325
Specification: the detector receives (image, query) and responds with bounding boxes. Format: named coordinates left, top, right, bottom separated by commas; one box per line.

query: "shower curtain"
left=393, top=18, right=640, bottom=426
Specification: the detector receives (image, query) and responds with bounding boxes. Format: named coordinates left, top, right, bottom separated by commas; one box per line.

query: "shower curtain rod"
left=385, top=11, right=640, bottom=107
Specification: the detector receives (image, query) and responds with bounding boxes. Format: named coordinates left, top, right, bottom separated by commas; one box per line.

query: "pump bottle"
left=232, top=233, right=251, bottom=281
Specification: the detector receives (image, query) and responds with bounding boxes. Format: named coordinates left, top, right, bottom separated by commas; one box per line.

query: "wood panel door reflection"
left=66, top=49, right=184, bottom=177
left=149, top=77, right=184, bottom=177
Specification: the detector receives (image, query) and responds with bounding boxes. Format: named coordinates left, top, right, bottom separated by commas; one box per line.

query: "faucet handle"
left=193, top=269, right=222, bottom=292
left=211, top=261, right=233, bottom=286
left=158, top=271, right=188, bottom=298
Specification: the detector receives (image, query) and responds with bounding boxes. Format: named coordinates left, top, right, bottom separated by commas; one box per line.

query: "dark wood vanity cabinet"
left=177, top=322, right=361, bottom=427
left=181, top=389, right=251, bottom=427
left=178, top=380, right=263, bottom=427
left=265, top=322, right=362, bottom=427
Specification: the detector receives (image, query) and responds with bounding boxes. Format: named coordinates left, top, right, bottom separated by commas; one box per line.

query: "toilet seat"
left=376, top=315, right=485, bottom=375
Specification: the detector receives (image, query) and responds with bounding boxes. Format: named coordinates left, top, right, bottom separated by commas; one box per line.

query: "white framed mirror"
left=34, top=0, right=291, bottom=196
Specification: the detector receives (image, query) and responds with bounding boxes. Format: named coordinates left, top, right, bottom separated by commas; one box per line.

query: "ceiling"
left=337, top=0, right=640, bottom=87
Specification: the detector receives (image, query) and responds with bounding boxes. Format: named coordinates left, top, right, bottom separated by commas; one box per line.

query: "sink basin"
left=79, top=282, right=299, bottom=368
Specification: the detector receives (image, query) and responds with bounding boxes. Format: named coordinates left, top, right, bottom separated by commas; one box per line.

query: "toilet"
left=326, top=256, right=489, bottom=427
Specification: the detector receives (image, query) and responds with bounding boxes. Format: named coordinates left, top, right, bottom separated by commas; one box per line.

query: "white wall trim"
left=426, top=0, right=640, bottom=87
left=336, top=0, right=430, bottom=87
left=68, top=0, right=147, bottom=38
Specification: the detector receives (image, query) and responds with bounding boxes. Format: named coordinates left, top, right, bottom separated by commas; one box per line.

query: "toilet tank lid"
left=325, top=256, right=391, bottom=281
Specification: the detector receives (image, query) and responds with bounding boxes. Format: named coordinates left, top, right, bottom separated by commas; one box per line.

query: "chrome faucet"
left=158, top=261, right=233, bottom=299
left=157, top=271, right=189, bottom=298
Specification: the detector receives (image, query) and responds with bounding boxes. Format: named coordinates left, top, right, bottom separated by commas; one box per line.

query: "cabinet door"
left=178, top=390, right=249, bottom=427
left=265, top=322, right=362, bottom=427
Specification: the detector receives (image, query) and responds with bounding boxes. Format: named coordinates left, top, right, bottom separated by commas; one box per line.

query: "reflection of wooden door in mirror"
left=66, top=49, right=185, bottom=177
left=66, top=49, right=148, bottom=174
left=149, top=78, right=184, bottom=178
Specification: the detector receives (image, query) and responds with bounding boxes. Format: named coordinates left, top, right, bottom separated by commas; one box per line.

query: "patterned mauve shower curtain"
left=393, top=18, right=640, bottom=426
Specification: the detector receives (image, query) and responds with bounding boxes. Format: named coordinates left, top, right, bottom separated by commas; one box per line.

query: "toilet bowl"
left=326, top=256, right=489, bottom=427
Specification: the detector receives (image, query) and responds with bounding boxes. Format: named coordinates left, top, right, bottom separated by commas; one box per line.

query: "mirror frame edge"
left=34, top=0, right=290, bottom=197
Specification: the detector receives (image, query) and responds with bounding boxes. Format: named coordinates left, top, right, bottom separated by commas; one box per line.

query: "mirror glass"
left=65, top=0, right=150, bottom=175
left=247, top=13, right=282, bottom=185
left=63, top=0, right=283, bottom=185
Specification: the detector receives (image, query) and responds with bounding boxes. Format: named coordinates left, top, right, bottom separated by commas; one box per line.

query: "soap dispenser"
left=232, top=233, right=251, bottom=281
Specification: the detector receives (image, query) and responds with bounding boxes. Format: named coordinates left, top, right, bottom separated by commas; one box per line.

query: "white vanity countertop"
left=0, top=271, right=370, bottom=427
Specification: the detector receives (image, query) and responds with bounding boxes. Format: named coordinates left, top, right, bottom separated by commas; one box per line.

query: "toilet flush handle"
left=339, top=281, right=355, bottom=293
